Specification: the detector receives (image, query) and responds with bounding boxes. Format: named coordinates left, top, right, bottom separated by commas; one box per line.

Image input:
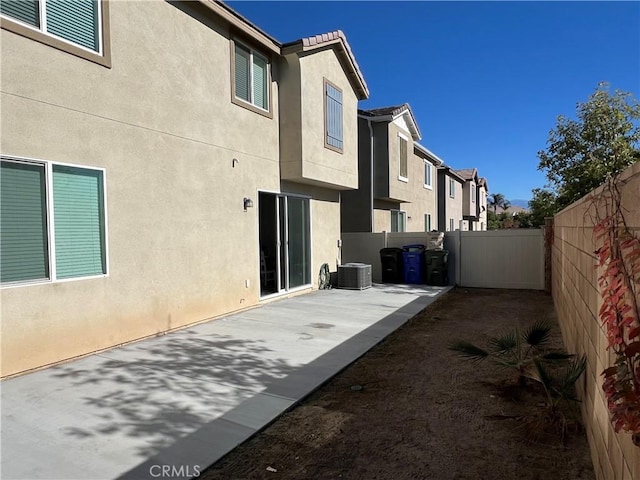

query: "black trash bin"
left=425, top=250, right=449, bottom=286
left=379, top=247, right=404, bottom=283
left=402, top=244, right=426, bottom=284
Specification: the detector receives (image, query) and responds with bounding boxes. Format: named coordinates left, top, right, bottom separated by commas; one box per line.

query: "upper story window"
left=424, top=161, right=432, bottom=188
left=1, top=156, right=107, bottom=286
left=449, top=178, right=455, bottom=198
left=471, top=183, right=476, bottom=202
left=232, top=40, right=271, bottom=116
left=398, top=133, right=408, bottom=181
left=0, top=0, right=110, bottom=66
left=324, top=79, right=343, bottom=152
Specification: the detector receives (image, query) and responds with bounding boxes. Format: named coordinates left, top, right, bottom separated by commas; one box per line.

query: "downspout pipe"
left=367, top=118, right=374, bottom=232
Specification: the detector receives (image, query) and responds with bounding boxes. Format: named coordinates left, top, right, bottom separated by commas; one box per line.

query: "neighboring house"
left=411, top=143, right=443, bottom=232
left=341, top=103, right=427, bottom=233
left=477, top=177, right=489, bottom=230
left=0, top=1, right=368, bottom=377
left=437, top=166, right=465, bottom=231
left=454, top=168, right=489, bottom=231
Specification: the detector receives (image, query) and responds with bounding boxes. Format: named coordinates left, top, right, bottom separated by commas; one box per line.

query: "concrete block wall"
left=552, top=162, right=640, bottom=480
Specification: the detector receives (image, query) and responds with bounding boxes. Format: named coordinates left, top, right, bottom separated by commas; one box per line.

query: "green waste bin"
left=425, top=250, right=449, bottom=286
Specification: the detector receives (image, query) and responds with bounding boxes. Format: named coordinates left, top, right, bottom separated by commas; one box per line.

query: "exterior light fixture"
left=243, top=197, right=254, bottom=212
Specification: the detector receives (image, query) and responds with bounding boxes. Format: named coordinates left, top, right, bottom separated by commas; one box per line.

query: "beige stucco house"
left=0, top=1, right=368, bottom=377
left=341, top=103, right=439, bottom=233
left=437, top=166, right=465, bottom=231
left=454, top=168, right=490, bottom=231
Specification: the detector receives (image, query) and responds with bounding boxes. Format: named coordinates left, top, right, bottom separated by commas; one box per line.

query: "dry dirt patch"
left=201, top=288, right=595, bottom=480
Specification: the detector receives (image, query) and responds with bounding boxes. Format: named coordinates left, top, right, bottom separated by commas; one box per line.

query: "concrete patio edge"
left=116, top=286, right=452, bottom=480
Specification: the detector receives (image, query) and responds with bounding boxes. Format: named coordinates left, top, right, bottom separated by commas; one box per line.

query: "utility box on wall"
left=338, top=263, right=372, bottom=290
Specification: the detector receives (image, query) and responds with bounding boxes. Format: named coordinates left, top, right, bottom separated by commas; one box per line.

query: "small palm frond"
left=488, top=331, right=518, bottom=354
left=541, top=351, right=574, bottom=361
left=555, top=355, right=587, bottom=400
left=448, top=341, right=489, bottom=362
left=522, top=321, right=552, bottom=347
left=526, top=358, right=555, bottom=391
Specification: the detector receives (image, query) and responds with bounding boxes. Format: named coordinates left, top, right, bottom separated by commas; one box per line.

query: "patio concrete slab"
left=1, top=284, right=450, bottom=480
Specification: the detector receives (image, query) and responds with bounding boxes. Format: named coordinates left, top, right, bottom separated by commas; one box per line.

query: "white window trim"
left=449, top=177, right=455, bottom=198
left=471, top=183, right=476, bottom=203
left=391, top=209, right=407, bottom=232
left=397, top=132, right=409, bottom=183
left=449, top=218, right=454, bottom=232
left=1, top=0, right=104, bottom=55
left=233, top=39, right=271, bottom=114
left=425, top=213, right=432, bottom=232
left=423, top=161, right=433, bottom=189
left=0, top=155, right=109, bottom=289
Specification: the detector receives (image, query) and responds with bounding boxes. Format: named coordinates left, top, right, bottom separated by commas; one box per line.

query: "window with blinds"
left=233, top=41, right=269, bottom=111
left=449, top=178, right=455, bottom=198
left=0, top=158, right=107, bottom=286
left=399, top=135, right=408, bottom=179
left=324, top=80, right=343, bottom=151
left=0, top=0, right=101, bottom=53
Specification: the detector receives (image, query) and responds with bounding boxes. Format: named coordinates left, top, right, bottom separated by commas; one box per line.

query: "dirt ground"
left=201, top=288, right=595, bottom=480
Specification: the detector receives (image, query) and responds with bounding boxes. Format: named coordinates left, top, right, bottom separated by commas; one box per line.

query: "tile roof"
left=283, top=30, right=369, bottom=100
left=358, top=103, right=421, bottom=140
left=454, top=168, right=478, bottom=181
left=359, top=104, right=409, bottom=117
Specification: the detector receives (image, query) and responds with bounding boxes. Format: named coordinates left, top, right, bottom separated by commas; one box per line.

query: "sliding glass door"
left=259, top=192, right=311, bottom=296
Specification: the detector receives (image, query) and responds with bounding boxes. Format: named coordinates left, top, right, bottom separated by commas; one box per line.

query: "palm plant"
left=449, top=321, right=573, bottom=386
left=488, top=193, right=505, bottom=214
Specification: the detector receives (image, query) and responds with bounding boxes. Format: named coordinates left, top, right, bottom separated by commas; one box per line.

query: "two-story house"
left=411, top=143, right=443, bottom=232
left=477, top=177, right=489, bottom=230
left=341, top=103, right=433, bottom=233
left=437, top=166, right=465, bottom=231
left=0, top=1, right=368, bottom=377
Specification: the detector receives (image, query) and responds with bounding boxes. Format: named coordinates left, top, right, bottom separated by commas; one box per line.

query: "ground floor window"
left=424, top=213, right=432, bottom=232
left=1, top=157, right=107, bottom=285
left=449, top=218, right=455, bottom=231
left=391, top=210, right=406, bottom=233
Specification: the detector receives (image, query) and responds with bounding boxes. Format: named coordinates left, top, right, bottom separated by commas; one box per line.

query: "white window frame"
left=449, top=218, right=455, bottom=231
left=423, top=161, right=432, bottom=189
left=391, top=209, right=406, bottom=233
left=398, top=133, right=408, bottom=182
left=449, top=177, right=455, bottom=198
left=0, top=0, right=104, bottom=56
left=0, top=155, right=109, bottom=288
left=232, top=39, right=271, bottom=115
left=424, top=213, right=432, bottom=232
left=471, top=183, right=476, bottom=203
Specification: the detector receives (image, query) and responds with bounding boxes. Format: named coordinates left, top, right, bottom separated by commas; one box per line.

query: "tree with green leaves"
left=537, top=82, right=640, bottom=211
left=528, top=188, right=559, bottom=227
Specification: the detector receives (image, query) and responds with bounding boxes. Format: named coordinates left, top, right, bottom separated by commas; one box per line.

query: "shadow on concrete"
left=50, top=331, right=295, bottom=459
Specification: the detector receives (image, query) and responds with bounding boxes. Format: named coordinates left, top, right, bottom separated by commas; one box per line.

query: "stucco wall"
left=280, top=47, right=359, bottom=189
left=1, top=1, right=284, bottom=376
left=386, top=123, right=412, bottom=203
left=340, top=118, right=373, bottom=232
left=552, top=162, right=640, bottom=480
left=400, top=154, right=438, bottom=232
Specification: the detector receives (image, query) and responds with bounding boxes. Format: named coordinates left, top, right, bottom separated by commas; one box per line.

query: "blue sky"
left=228, top=1, right=640, bottom=202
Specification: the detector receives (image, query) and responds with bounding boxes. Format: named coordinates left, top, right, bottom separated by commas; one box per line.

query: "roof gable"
left=358, top=103, right=421, bottom=140
left=282, top=30, right=369, bottom=100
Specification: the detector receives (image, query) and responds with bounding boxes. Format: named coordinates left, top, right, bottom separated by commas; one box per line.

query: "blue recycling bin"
left=402, top=244, right=426, bottom=284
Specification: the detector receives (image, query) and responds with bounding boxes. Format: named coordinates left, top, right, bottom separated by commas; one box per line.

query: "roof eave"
left=201, top=1, right=281, bottom=54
